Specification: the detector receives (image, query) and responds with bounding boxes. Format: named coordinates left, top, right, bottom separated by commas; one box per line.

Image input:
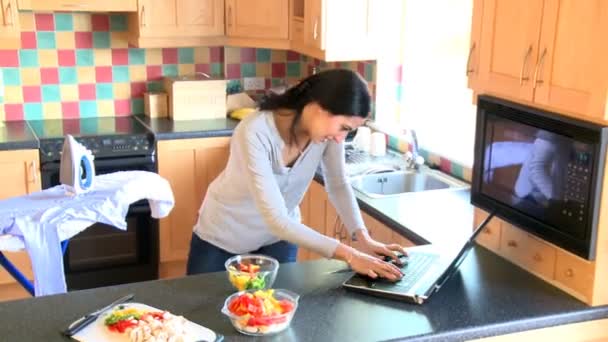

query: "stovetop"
left=29, top=117, right=155, bottom=163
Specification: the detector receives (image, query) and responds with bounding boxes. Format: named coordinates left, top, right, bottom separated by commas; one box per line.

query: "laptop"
left=343, top=213, right=494, bottom=304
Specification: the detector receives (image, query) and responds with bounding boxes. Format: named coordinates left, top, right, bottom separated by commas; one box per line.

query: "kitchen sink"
left=350, top=168, right=468, bottom=198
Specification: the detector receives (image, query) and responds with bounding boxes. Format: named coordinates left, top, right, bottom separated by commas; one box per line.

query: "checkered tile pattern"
left=0, top=13, right=216, bottom=120
left=0, top=13, right=379, bottom=124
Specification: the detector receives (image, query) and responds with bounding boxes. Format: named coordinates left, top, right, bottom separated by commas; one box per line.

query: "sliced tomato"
left=246, top=315, right=287, bottom=327
left=278, top=299, right=294, bottom=314
left=108, top=319, right=138, bottom=333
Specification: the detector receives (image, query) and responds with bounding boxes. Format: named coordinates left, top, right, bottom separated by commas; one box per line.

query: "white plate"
left=71, top=302, right=219, bottom=342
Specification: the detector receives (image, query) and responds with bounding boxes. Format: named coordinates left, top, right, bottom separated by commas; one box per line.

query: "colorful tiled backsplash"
left=0, top=12, right=376, bottom=121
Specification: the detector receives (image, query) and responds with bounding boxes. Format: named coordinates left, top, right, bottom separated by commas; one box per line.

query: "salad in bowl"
left=221, top=289, right=299, bottom=336
left=224, top=254, right=278, bottom=291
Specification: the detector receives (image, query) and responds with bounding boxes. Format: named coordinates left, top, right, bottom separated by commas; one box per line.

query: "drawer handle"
left=533, top=253, right=542, bottom=262
left=507, top=240, right=518, bottom=248
left=565, top=269, right=574, bottom=278
left=483, top=228, right=492, bottom=235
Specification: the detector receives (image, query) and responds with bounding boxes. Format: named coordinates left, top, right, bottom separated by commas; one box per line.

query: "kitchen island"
left=0, top=247, right=606, bottom=342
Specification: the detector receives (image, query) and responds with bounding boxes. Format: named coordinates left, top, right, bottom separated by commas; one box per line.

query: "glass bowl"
left=224, top=254, right=279, bottom=291
left=221, top=289, right=300, bottom=336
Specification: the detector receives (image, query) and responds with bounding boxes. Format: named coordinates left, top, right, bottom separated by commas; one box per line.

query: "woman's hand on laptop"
left=348, top=249, right=404, bottom=281
left=352, top=229, right=407, bottom=266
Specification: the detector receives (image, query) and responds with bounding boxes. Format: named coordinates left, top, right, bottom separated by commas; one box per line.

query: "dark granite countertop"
left=1, top=248, right=606, bottom=342
left=0, top=121, right=39, bottom=150
left=135, top=115, right=239, bottom=140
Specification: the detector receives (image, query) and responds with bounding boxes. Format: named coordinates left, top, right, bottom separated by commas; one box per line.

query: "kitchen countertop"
left=135, top=116, right=239, bottom=140
left=0, top=121, right=39, bottom=150
left=1, top=248, right=606, bottom=341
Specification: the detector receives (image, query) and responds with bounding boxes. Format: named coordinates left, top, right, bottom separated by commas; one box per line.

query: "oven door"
left=40, top=155, right=159, bottom=290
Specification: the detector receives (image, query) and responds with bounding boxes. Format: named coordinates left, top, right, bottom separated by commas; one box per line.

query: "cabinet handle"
left=533, top=48, right=547, bottom=88
left=565, top=268, right=574, bottom=278
left=313, top=17, right=318, bottom=40
left=30, top=160, right=37, bottom=184
left=483, top=227, right=491, bottom=234
left=4, top=2, right=12, bottom=26
left=466, top=42, right=476, bottom=75
left=519, top=45, right=532, bottom=85
left=140, top=5, right=146, bottom=28
left=507, top=240, right=518, bottom=248
left=227, top=6, right=232, bottom=27
left=533, top=253, right=542, bottom=262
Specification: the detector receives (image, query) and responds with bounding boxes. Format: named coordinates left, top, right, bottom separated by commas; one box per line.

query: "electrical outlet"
left=243, top=77, right=265, bottom=91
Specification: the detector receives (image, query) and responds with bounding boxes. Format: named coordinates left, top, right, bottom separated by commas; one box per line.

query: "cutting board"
left=72, top=303, right=222, bottom=342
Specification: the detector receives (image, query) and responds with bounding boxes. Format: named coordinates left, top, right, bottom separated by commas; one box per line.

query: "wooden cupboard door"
left=478, top=0, right=543, bottom=101
left=0, top=150, right=40, bottom=199
left=136, top=0, right=179, bottom=37
left=304, top=0, right=323, bottom=49
left=467, top=0, right=484, bottom=90
left=194, top=138, right=230, bottom=214
left=473, top=208, right=502, bottom=251
left=158, top=141, right=199, bottom=262
left=296, top=186, right=311, bottom=261
left=18, top=0, right=136, bottom=12
left=534, top=0, right=608, bottom=121
left=307, top=181, right=327, bottom=260
left=226, top=0, right=288, bottom=39
left=0, top=0, right=19, bottom=38
left=176, top=0, right=224, bottom=37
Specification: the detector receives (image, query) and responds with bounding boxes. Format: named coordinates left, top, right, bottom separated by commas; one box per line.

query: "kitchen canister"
left=353, top=126, right=372, bottom=152
left=370, top=132, right=387, bottom=157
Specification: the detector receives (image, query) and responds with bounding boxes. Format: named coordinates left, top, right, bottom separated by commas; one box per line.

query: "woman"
left=187, top=69, right=404, bottom=281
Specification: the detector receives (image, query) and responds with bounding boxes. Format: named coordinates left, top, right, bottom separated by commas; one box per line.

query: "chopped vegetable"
left=228, top=264, right=267, bottom=291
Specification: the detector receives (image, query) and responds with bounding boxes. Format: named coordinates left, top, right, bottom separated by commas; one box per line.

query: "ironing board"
left=0, top=171, right=175, bottom=297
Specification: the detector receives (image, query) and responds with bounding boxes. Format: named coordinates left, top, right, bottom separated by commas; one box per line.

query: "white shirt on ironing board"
left=0, top=171, right=174, bottom=296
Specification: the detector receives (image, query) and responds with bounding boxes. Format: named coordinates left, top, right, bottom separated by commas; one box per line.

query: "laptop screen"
left=429, top=212, right=493, bottom=293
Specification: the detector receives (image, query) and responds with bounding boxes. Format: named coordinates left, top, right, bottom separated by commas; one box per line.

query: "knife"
left=62, top=293, right=134, bottom=337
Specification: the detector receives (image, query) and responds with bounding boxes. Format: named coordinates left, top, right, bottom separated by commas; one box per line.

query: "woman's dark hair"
left=259, top=68, right=371, bottom=143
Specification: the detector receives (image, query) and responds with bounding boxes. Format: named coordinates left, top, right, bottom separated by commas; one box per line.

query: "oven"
left=39, top=136, right=159, bottom=291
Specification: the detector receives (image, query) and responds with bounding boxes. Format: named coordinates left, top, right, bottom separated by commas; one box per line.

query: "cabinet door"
left=225, top=0, right=288, bottom=39
left=533, top=0, right=608, bottom=121
left=478, top=0, right=544, bottom=101
left=0, top=150, right=40, bottom=199
left=0, top=0, right=19, bottom=48
left=18, top=0, right=136, bottom=11
left=135, top=0, right=223, bottom=38
left=157, top=138, right=230, bottom=262
left=303, top=0, right=323, bottom=49
left=467, top=0, right=484, bottom=90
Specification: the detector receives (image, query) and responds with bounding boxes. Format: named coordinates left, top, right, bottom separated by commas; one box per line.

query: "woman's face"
left=303, top=103, right=367, bottom=143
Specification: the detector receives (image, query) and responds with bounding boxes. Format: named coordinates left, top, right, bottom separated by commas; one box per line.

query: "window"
left=376, top=0, right=477, bottom=167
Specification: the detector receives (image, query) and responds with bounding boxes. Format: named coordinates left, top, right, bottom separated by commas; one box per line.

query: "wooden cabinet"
left=474, top=0, right=608, bottom=122
left=157, top=137, right=230, bottom=269
left=290, top=0, right=396, bottom=61
left=18, top=0, right=136, bottom=11
left=225, top=0, right=289, bottom=49
left=0, top=0, right=19, bottom=49
left=473, top=209, right=502, bottom=251
left=127, top=0, right=225, bottom=48
left=0, top=149, right=41, bottom=299
left=473, top=207, right=600, bottom=304
left=362, top=211, right=414, bottom=248
left=467, top=0, right=484, bottom=91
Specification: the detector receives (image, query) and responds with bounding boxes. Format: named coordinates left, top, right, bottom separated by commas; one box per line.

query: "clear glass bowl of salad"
left=221, top=289, right=299, bottom=336
left=224, top=254, right=279, bottom=291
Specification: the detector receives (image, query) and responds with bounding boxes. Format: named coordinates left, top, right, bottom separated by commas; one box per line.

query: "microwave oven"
left=472, top=95, right=608, bottom=260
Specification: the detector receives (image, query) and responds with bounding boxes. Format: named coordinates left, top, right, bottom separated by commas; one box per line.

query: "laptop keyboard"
left=391, top=253, right=437, bottom=290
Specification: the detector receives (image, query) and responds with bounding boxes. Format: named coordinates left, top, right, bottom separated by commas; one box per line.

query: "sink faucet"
left=404, top=129, right=425, bottom=170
